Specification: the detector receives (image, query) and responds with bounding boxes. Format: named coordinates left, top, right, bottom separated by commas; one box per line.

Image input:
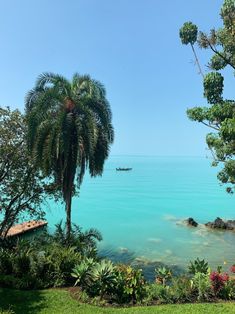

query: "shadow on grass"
left=0, top=288, right=46, bottom=314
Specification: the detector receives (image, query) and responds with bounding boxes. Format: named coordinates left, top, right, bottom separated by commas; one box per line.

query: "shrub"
left=144, top=283, right=173, bottom=305
left=188, top=258, right=209, bottom=275
left=210, top=271, right=229, bottom=296
left=0, top=241, right=82, bottom=289
left=220, top=278, right=235, bottom=300
left=191, top=271, right=212, bottom=301
left=114, top=265, right=146, bottom=304
left=90, top=260, right=117, bottom=298
left=0, top=249, right=13, bottom=274
left=11, top=250, right=31, bottom=276
left=71, top=258, right=95, bottom=289
left=171, top=276, right=194, bottom=303
left=155, top=267, right=172, bottom=286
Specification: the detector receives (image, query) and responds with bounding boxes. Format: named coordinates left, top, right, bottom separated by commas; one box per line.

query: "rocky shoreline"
left=185, top=217, right=235, bottom=231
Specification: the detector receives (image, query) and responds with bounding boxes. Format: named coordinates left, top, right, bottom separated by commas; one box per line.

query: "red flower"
left=210, top=271, right=229, bottom=295
left=221, top=273, right=229, bottom=282
left=230, top=265, right=235, bottom=273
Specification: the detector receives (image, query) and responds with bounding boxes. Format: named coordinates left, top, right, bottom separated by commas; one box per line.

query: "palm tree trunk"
left=65, top=190, right=72, bottom=242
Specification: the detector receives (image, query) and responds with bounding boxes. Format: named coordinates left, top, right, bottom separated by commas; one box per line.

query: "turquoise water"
left=45, top=156, right=235, bottom=270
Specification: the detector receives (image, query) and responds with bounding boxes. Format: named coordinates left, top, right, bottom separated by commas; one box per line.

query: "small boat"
left=116, top=167, right=132, bottom=171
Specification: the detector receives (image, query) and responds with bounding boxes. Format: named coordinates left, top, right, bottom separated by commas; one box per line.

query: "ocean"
left=45, top=156, right=235, bottom=272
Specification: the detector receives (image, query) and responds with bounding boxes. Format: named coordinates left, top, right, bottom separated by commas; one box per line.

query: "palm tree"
left=25, top=73, right=114, bottom=240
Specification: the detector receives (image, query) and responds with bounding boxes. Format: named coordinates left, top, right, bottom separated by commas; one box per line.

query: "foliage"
left=90, top=260, right=117, bottom=298
left=0, top=107, right=45, bottom=237
left=170, top=277, right=194, bottom=303
left=0, top=242, right=82, bottom=289
left=190, top=271, right=211, bottom=301
left=114, top=265, right=146, bottom=304
left=155, top=267, right=172, bottom=286
left=47, top=221, right=102, bottom=257
left=180, top=0, right=235, bottom=193
left=71, top=258, right=95, bottom=288
left=25, top=73, right=114, bottom=239
left=179, top=22, right=198, bottom=45
left=188, top=258, right=209, bottom=275
left=203, top=72, right=224, bottom=104
left=0, top=228, right=97, bottom=289
left=144, top=283, right=173, bottom=305
left=209, top=271, right=229, bottom=296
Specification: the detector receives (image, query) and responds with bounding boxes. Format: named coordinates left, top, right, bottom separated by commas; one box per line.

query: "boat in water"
left=116, top=167, right=132, bottom=171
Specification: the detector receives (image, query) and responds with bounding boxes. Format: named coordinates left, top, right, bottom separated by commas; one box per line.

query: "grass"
left=1, top=288, right=235, bottom=314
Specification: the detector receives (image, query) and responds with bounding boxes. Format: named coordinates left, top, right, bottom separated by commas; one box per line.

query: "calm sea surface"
left=45, top=156, right=235, bottom=270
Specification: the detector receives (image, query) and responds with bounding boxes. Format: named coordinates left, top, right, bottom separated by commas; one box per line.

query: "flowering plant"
left=210, top=271, right=229, bottom=295
left=230, top=265, right=235, bottom=273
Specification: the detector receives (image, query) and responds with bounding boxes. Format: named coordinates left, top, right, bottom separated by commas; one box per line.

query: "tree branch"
left=201, top=121, right=220, bottom=131
left=190, top=43, right=204, bottom=78
left=208, top=42, right=235, bottom=70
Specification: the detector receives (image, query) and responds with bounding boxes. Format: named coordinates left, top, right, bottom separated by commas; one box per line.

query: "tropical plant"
left=52, top=221, right=102, bottom=256
left=90, top=260, right=116, bottom=298
left=71, top=258, right=95, bottom=289
left=171, top=277, right=194, bottom=303
left=25, top=73, right=114, bottom=239
left=0, top=239, right=82, bottom=289
left=220, top=278, right=235, bottom=300
left=155, top=267, right=172, bottom=286
left=191, top=271, right=211, bottom=301
left=144, top=283, right=173, bottom=305
left=115, top=265, right=146, bottom=304
left=188, top=258, right=209, bottom=275
left=179, top=0, right=235, bottom=193
left=210, top=270, right=229, bottom=296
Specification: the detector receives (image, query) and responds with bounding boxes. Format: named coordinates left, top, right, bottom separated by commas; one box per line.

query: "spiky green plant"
left=25, top=73, right=114, bottom=240
left=188, top=258, right=209, bottom=275
left=155, top=267, right=172, bottom=286
left=91, top=260, right=116, bottom=298
left=71, top=258, right=95, bottom=288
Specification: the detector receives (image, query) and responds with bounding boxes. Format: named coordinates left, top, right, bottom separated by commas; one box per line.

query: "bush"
left=188, top=258, right=209, bottom=275
left=71, top=258, right=95, bottom=289
left=90, top=260, right=117, bottom=298
left=155, top=267, right=172, bottom=286
left=210, top=270, right=229, bottom=297
left=0, top=239, right=82, bottom=289
left=114, top=265, right=146, bottom=304
left=144, top=283, right=173, bottom=305
left=191, top=271, right=212, bottom=301
left=171, top=276, right=194, bottom=303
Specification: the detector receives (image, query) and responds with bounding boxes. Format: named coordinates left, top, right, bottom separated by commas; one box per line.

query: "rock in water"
left=205, top=217, right=235, bottom=230
left=186, top=217, right=198, bottom=227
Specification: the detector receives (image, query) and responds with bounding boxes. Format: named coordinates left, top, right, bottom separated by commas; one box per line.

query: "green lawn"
left=1, top=288, right=235, bottom=314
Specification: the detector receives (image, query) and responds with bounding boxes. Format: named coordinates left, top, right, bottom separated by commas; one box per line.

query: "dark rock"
left=186, top=217, right=198, bottom=227
left=205, top=217, right=235, bottom=230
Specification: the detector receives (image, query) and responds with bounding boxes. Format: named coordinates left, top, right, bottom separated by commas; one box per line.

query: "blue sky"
left=0, top=0, right=232, bottom=156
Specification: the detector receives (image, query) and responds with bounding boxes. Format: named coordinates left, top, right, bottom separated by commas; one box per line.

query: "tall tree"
left=179, top=0, right=235, bottom=193
left=0, top=107, right=45, bottom=238
left=26, top=73, right=114, bottom=239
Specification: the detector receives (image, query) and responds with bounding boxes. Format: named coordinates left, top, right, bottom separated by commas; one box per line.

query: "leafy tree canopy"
left=25, top=73, right=114, bottom=239
left=180, top=0, right=235, bottom=193
left=0, top=107, right=45, bottom=237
